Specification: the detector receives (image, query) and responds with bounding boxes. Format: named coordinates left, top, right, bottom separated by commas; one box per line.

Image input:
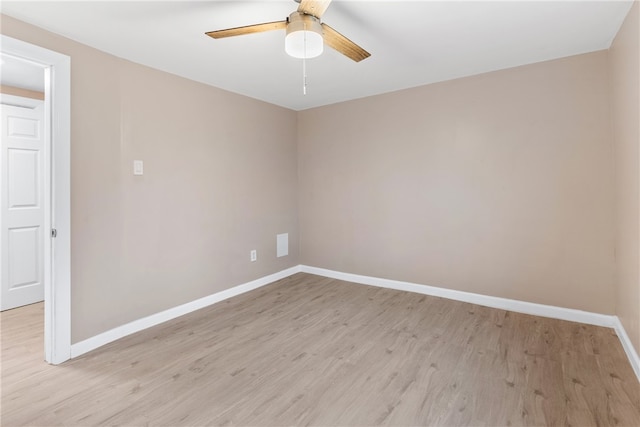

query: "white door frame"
left=1, top=35, right=71, bottom=365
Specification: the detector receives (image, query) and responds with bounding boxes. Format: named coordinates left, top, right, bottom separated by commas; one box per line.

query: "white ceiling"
left=0, top=1, right=633, bottom=111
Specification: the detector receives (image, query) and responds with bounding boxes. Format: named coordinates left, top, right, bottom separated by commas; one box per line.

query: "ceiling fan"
left=205, top=0, right=370, bottom=62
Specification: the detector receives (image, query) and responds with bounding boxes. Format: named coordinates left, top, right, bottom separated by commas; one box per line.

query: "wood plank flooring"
left=2, top=273, right=639, bottom=426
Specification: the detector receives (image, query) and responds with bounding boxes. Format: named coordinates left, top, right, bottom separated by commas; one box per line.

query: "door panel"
left=8, top=149, right=40, bottom=208
left=8, top=115, right=40, bottom=139
left=1, top=102, right=45, bottom=311
left=8, top=226, right=41, bottom=288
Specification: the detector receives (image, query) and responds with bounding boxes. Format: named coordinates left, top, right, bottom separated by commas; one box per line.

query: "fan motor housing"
left=285, top=12, right=324, bottom=58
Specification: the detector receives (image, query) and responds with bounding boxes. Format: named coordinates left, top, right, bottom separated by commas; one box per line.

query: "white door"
left=0, top=101, right=45, bottom=311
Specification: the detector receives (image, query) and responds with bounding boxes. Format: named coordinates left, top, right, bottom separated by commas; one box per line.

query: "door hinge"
left=51, top=228, right=57, bottom=238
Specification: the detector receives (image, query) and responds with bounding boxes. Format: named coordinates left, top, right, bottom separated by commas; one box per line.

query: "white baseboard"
left=70, top=265, right=302, bottom=358
left=301, top=265, right=640, bottom=382
left=300, top=265, right=616, bottom=327
left=70, top=263, right=640, bottom=384
left=612, top=317, right=640, bottom=381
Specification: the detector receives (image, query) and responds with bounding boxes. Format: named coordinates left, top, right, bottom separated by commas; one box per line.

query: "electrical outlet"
left=250, top=250, right=257, bottom=262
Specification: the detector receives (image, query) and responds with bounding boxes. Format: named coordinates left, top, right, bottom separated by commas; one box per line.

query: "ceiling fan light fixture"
left=285, top=12, right=323, bottom=59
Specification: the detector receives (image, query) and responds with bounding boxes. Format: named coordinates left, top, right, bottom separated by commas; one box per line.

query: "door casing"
left=1, top=35, right=71, bottom=364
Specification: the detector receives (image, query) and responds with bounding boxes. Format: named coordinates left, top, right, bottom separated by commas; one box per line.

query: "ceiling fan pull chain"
left=303, top=57, right=307, bottom=95
left=303, top=22, right=308, bottom=95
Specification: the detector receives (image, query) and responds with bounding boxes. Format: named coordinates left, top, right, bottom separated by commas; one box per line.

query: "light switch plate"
left=133, top=160, right=143, bottom=176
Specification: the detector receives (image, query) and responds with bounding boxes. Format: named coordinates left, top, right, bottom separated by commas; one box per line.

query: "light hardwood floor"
left=1, top=273, right=639, bottom=426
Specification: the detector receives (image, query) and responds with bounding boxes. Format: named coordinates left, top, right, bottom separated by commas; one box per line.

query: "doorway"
left=1, top=55, right=46, bottom=311
left=0, top=35, right=70, bottom=364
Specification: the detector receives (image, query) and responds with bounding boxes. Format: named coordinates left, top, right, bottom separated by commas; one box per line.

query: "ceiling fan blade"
left=205, top=21, right=287, bottom=39
left=321, top=23, right=371, bottom=62
left=298, top=0, right=332, bottom=19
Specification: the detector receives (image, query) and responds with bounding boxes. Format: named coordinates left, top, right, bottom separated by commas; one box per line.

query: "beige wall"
left=0, top=85, right=44, bottom=100
left=610, top=1, right=640, bottom=354
left=299, top=51, right=615, bottom=314
left=1, top=10, right=633, bottom=345
left=1, top=15, right=299, bottom=342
